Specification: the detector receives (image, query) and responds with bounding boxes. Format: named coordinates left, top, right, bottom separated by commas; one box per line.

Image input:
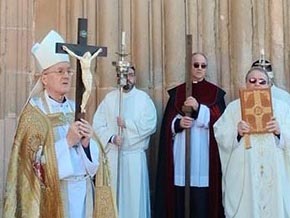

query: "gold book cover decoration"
left=239, top=88, right=273, bottom=133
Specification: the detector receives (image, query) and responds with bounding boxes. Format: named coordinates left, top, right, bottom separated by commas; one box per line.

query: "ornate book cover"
left=239, top=88, right=273, bottom=133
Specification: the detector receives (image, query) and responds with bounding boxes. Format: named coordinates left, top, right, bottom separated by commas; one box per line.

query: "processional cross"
left=56, top=18, right=107, bottom=120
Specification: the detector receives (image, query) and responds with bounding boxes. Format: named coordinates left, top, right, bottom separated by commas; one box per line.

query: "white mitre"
left=29, top=30, right=70, bottom=98
left=31, top=30, right=69, bottom=72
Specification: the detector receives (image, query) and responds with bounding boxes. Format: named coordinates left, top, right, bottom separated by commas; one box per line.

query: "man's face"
left=191, top=54, right=207, bottom=82
left=123, top=68, right=136, bottom=92
left=246, top=69, right=269, bottom=89
left=41, top=62, right=73, bottom=100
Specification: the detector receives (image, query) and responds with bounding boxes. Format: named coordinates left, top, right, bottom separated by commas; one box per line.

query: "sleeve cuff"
left=237, top=134, right=242, bottom=142
left=174, top=118, right=184, bottom=133
left=82, top=144, right=92, bottom=161
left=191, top=104, right=200, bottom=119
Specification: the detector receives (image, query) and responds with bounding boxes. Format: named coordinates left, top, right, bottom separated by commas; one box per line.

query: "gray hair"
left=245, top=67, right=270, bottom=84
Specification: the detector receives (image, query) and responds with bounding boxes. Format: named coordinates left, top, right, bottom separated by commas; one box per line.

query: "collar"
left=43, top=90, right=71, bottom=113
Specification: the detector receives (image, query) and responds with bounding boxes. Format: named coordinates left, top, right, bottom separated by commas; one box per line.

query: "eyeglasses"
left=248, top=78, right=267, bottom=85
left=127, top=72, right=135, bottom=77
left=44, top=69, right=74, bottom=76
left=193, top=62, right=207, bottom=69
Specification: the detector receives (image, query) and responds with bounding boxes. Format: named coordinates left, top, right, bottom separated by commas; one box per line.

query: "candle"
left=260, top=48, right=264, bottom=56
left=259, top=48, right=265, bottom=64
left=122, top=31, right=126, bottom=46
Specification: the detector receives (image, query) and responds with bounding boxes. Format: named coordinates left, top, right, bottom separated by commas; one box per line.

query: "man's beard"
left=123, top=82, right=134, bottom=92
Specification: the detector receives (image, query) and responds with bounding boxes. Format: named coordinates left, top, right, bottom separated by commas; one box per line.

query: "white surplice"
left=93, top=87, right=157, bottom=218
left=214, top=98, right=290, bottom=218
left=30, top=90, right=99, bottom=218
left=172, top=104, right=210, bottom=187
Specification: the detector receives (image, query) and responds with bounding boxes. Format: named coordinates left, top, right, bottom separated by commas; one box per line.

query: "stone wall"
left=1, top=0, right=290, bottom=215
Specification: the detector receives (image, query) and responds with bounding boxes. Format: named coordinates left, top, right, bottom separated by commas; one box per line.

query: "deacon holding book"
left=214, top=67, right=290, bottom=218
left=3, top=30, right=100, bottom=218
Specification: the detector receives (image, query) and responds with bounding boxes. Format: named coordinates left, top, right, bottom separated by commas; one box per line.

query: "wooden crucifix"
left=56, top=18, right=107, bottom=121
left=182, top=34, right=193, bottom=218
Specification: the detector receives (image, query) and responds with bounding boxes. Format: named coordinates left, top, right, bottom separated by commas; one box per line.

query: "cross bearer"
left=155, top=52, right=226, bottom=218
left=3, top=30, right=100, bottom=218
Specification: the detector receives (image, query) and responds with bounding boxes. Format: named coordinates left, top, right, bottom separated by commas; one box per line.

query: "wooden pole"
left=182, top=34, right=193, bottom=218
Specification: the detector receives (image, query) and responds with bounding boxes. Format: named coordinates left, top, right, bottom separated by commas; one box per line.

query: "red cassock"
left=154, top=79, right=226, bottom=218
